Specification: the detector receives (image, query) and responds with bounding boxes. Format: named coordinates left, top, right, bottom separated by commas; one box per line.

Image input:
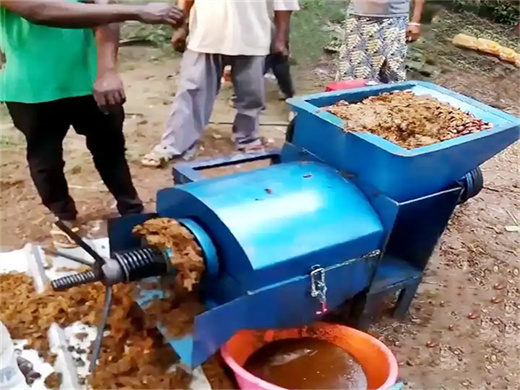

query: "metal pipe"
left=42, top=248, right=94, bottom=267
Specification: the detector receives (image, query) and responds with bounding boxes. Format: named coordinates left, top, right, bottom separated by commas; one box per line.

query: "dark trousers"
left=264, top=52, right=294, bottom=99
left=264, top=34, right=294, bottom=98
left=6, top=96, right=143, bottom=221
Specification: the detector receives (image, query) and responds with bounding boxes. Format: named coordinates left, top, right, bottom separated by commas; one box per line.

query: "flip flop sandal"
left=237, top=143, right=266, bottom=154
left=50, top=224, right=80, bottom=249
left=141, top=151, right=175, bottom=168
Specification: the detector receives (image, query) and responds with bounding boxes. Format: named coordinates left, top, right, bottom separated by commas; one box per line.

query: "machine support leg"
left=356, top=297, right=381, bottom=331
left=393, top=279, right=421, bottom=319
left=348, top=290, right=380, bottom=331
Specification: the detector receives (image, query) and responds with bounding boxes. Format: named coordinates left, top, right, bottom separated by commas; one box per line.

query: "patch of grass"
left=121, top=23, right=172, bottom=47
left=290, top=0, right=347, bottom=65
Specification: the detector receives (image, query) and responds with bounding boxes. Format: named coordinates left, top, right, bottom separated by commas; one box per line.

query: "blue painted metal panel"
left=286, top=81, right=520, bottom=201
left=371, top=255, right=422, bottom=293
left=384, top=185, right=461, bottom=271
left=135, top=255, right=376, bottom=368
left=108, top=213, right=158, bottom=254
left=173, top=149, right=281, bottom=184
left=177, top=218, right=219, bottom=278
left=157, top=161, right=384, bottom=291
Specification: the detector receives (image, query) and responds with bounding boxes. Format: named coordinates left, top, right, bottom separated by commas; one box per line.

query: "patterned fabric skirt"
left=336, top=15, right=408, bottom=83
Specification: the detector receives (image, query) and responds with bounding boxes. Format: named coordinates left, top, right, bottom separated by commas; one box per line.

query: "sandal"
left=141, top=150, right=176, bottom=168
left=237, top=142, right=266, bottom=154
left=50, top=224, right=80, bottom=249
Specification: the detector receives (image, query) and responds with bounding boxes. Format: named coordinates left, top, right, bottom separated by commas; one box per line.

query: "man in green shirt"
left=0, top=0, right=184, bottom=247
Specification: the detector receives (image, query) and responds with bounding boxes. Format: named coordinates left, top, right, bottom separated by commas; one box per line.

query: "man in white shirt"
left=142, top=0, right=300, bottom=168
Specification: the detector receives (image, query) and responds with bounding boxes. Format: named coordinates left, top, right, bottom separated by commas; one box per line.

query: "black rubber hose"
left=114, top=247, right=168, bottom=282
left=459, top=167, right=484, bottom=204
left=51, top=271, right=99, bottom=291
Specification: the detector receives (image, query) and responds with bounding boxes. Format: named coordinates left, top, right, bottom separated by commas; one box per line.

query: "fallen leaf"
left=467, top=311, right=480, bottom=320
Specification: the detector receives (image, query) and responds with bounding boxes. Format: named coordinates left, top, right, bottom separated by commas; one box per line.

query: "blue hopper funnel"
left=287, top=81, right=520, bottom=201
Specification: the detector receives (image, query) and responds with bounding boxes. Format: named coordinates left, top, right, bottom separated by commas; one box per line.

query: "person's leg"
left=336, top=15, right=358, bottom=81
left=5, top=101, right=76, bottom=220
left=69, top=96, right=143, bottom=216
left=144, top=50, right=224, bottom=166
left=270, top=53, right=295, bottom=99
left=6, top=100, right=80, bottom=247
left=264, top=53, right=275, bottom=75
left=335, top=15, right=385, bottom=82
left=379, top=16, right=408, bottom=83
left=270, top=33, right=294, bottom=99
left=229, top=55, right=265, bottom=151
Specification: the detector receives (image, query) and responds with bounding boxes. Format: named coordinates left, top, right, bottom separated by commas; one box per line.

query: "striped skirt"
left=336, top=15, right=408, bottom=83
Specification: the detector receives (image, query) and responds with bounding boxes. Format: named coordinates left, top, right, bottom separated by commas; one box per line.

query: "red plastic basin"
left=221, top=322, right=398, bottom=390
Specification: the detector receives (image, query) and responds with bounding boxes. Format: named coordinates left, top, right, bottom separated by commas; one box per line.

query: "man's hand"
left=406, top=22, right=421, bottom=42
left=93, top=69, right=126, bottom=112
left=137, top=3, right=184, bottom=27
left=171, top=25, right=188, bottom=53
left=273, top=37, right=289, bottom=57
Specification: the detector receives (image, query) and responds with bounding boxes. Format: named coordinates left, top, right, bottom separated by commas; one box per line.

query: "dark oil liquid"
left=243, top=337, right=368, bottom=390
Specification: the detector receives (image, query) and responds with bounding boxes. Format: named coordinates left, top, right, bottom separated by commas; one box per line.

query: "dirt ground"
left=370, top=65, right=520, bottom=389
left=1, top=33, right=519, bottom=390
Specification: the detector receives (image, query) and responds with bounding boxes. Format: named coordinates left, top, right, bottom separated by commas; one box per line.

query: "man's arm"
left=410, top=0, right=426, bottom=24
left=178, top=0, right=194, bottom=19
left=273, top=0, right=300, bottom=55
left=93, top=0, right=125, bottom=108
left=0, top=0, right=184, bottom=28
left=273, top=10, right=291, bottom=54
left=170, top=0, right=193, bottom=53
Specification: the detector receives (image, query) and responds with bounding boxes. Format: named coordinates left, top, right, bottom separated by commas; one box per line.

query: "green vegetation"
left=447, top=0, right=519, bottom=25
left=289, top=0, right=347, bottom=64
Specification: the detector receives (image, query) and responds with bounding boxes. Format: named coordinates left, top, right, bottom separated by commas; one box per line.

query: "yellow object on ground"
left=476, top=38, right=501, bottom=56
left=452, top=34, right=478, bottom=50
left=499, top=47, right=517, bottom=63
left=452, top=33, right=519, bottom=67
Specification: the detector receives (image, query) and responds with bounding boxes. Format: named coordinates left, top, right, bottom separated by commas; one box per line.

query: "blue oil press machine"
left=50, top=81, right=520, bottom=372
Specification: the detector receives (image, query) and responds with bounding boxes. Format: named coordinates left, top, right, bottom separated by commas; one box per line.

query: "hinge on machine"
left=310, top=265, right=327, bottom=314
left=363, top=250, right=381, bottom=259
left=309, top=250, right=380, bottom=315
